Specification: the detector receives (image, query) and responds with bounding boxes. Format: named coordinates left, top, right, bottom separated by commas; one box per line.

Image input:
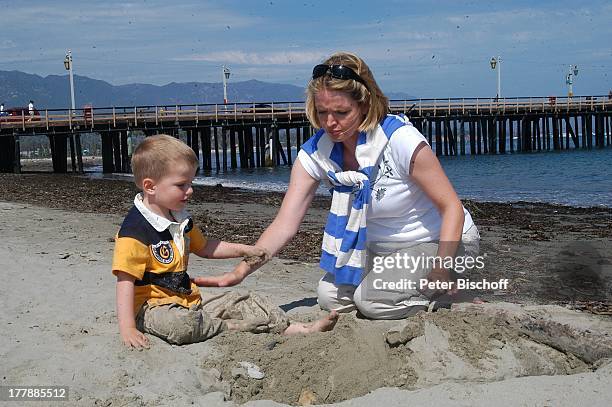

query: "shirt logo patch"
left=151, top=241, right=174, bottom=264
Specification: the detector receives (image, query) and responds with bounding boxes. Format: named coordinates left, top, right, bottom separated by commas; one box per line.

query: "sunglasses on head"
left=312, top=64, right=368, bottom=88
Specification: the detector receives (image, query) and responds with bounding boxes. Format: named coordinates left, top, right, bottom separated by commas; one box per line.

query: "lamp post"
left=490, top=56, right=501, bottom=100
left=63, top=50, right=82, bottom=173
left=566, top=65, right=579, bottom=98
left=222, top=65, right=231, bottom=104
left=64, top=50, right=76, bottom=113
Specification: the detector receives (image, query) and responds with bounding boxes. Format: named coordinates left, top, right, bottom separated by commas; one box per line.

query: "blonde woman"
left=196, top=52, right=480, bottom=319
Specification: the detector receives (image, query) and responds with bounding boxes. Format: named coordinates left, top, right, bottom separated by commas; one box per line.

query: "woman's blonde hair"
left=305, top=52, right=389, bottom=132
left=131, top=134, right=199, bottom=187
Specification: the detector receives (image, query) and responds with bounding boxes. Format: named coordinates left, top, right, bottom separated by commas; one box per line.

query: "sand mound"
left=204, top=303, right=611, bottom=405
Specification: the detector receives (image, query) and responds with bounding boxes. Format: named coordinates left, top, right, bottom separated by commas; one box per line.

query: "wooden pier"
left=0, top=95, right=610, bottom=174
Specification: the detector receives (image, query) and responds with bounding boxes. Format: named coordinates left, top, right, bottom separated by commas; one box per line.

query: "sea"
left=99, top=147, right=612, bottom=208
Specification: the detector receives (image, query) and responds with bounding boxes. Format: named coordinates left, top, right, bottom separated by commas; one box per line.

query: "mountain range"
left=0, top=70, right=415, bottom=110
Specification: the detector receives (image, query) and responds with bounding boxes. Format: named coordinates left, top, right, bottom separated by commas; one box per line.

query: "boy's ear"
left=142, top=178, right=156, bottom=195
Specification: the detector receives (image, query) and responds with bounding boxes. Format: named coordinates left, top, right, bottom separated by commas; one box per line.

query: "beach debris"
left=59, top=253, right=71, bottom=259
left=232, top=361, right=265, bottom=380
left=297, top=388, right=317, bottom=406
left=518, top=317, right=612, bottom=364
left=265, top=339, right=279, bottom=350
left=566, top=300, right=612, bottom=315
left=456, top=303, right=612, bottom=364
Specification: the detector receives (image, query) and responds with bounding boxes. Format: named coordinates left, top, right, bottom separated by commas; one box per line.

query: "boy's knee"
left=163, top=317, right=198, bottom=345
left=142, top=305, right=201, bottom=345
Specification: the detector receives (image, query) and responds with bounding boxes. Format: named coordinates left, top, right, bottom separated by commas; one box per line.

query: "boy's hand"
left=192, top=248, right=269, bottom=287
left=192, top=270, right=245, bottom=287
left=120, top=327, right=150, bottom=349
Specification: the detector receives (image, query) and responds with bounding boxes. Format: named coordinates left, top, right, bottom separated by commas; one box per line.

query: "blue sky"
left=1, top=0, right=610, bottom=98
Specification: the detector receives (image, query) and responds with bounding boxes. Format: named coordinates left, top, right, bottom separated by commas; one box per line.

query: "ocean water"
left=96, top=147, right=612, bottom=208
left=184, top=147, right=612, bottom=208
left=438, top=148, right=612, bottom=207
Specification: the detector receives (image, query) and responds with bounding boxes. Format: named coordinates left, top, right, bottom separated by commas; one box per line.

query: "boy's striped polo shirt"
left=112, top=194, right=207, bottom=314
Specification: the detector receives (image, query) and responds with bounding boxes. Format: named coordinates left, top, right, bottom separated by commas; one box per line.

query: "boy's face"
left=147, top=163, right=197, bottom=213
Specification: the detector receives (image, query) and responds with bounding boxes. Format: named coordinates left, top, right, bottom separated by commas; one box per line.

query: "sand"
left=1, top=174, right=612, bottom=406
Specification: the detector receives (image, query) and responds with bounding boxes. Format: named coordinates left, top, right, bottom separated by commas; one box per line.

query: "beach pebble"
left=233, top=361, right=265, bottom=380
left=385, top=330, right=403, bottom=347
left=265, top=340, right=278, bottom=350
left=385, top=320, right=423, bottom=347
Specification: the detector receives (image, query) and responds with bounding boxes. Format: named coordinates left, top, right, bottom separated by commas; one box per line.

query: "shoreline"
left=4, top=171, right=612, bottom=212
left=18, top=152, right=612, bottom=209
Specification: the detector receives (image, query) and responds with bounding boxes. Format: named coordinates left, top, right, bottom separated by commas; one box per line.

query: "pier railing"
left=1, top=95, right=610, bottom=131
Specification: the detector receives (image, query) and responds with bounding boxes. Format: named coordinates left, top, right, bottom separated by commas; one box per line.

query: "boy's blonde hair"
left=305, top=51, right=389, bottom=133
left=131, top=134, right=199, bottom=187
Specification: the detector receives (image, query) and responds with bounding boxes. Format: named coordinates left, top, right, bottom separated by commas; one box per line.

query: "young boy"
left=113, top=135, right=336, bottom=349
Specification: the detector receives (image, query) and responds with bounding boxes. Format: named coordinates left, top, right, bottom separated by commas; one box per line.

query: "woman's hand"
left=420, top=267, right=458, bottom=298
left=241, top=245, right=271, bottom=267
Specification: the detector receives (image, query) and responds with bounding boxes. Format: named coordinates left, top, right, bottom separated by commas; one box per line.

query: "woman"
left=196, top=52, right=480, bottom=319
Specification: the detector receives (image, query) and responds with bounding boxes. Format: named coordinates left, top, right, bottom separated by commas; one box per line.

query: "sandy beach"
left=1, top=173, right=611, bottom=406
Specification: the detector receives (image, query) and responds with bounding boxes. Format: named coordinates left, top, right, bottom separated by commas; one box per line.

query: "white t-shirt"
left=298, top=121, right=474, bottom=244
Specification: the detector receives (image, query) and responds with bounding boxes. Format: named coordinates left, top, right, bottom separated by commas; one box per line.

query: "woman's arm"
left=192, top=160, right=320, bottom=287
left=410, top=143, right=464, bottom=248
left=410, top=143, right=465, bottom=292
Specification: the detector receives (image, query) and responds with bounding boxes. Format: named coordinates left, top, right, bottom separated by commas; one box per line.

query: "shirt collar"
left=133, top=193, right=190, bottom=232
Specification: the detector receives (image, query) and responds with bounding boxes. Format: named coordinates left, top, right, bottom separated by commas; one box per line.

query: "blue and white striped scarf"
left=301, top=114, right=410, bottom=286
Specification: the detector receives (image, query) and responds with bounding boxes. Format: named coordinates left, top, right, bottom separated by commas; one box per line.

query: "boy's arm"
left=191, top=241, right=269, bottom=288
left=194, top=239, right=268, bottom=261
left=116, top=271, right=149, bottom=349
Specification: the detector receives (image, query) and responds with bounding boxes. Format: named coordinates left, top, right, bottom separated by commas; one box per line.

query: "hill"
left=0, top=70, right=415, bottom=110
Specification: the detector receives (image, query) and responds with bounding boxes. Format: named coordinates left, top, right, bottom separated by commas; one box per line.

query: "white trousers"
left=317, top=225, right=480, bottom=320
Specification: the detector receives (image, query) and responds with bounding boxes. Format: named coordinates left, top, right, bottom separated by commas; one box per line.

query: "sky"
left=1, top=0, right=610, bottom=99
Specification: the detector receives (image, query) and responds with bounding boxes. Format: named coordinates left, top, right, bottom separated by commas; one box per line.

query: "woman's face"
left=314, top=87, right=368, bottom=143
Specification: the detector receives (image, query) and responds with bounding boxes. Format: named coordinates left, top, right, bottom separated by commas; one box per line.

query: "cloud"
left=0, top=40, right=17, bottom=50
left=173, top=50, right=326, bottom=65
left=1, top=1, right=257, bottom=29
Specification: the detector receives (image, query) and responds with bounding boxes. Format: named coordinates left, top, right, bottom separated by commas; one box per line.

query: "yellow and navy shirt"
left=112, top=194, right=207, bottom=315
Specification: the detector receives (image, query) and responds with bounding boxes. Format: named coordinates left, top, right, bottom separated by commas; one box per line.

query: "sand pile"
left=205, top=303, right=611, bottom=405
